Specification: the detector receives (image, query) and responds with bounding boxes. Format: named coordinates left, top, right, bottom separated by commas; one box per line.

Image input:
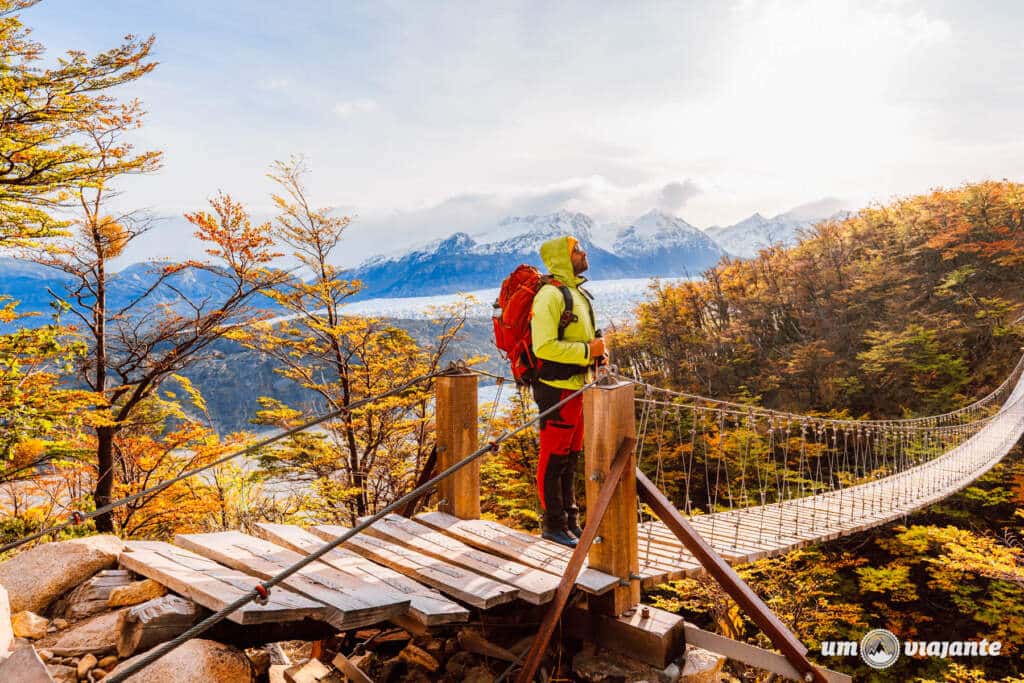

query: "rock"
left=283, top=657, right=341, bottom=682
left=97, top=655, right=118, bottom=670
left=115, top=594, right=202, bottom=658
left=573, top=650, right=668, bottom=682
left=445, top=650, right=475, bottom=678
left=47, top=663, right=77, bottom=682
left=680, top=646, right=724, bottom=683
left=0, top=583, right=12, bottom=656
left=464, top=665, right=496, bottom=683
left=38, top=649, right=53, bottom=662
left=77, top=653, right=98, bottom=678
left=60, top=570, right=133, bottom=621
left=399, top=643, right=440, bottom=672
left=0, top=535, right=123, bottom=614
left=0, top=644, right=54, bottom=682
left=39, top=609, right=125, bottom=657
left=109, top=639, right=254, bottom=682
left=92, top=668, right=108, bottom=680
left=269, top=663, right=290, bottom=683
left=12, top=611, right=49, bottom=639
left=246, top=648, right=270, bottom=677
left=107, top=579, right=166, bottom=609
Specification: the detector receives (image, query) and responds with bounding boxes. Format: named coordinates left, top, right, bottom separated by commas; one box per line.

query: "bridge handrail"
left=617, top=352, right=1024, bottom=429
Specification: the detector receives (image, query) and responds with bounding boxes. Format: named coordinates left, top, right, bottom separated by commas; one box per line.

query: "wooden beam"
left=435, top=371, right=480, bottom=519
left=683, top=624, right=852, bottom=683
left=583, top=380, right=640, bottom=615
left=516, top=437, right=635, bottom=683
left=562, top=603, right=686, bottom=669
left=332, top=653, right=373, bottom=683
left=636, top=471, right=828, bottom=683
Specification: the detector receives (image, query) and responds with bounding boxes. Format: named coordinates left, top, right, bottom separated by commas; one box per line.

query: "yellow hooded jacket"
left=530, top=236, right=597, bottom=390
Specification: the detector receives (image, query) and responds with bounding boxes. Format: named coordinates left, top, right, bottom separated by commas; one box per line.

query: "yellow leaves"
left=95, top=215, right=129, bottom=257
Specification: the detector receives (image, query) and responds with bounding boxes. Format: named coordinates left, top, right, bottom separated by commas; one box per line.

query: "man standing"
left=530, top=236, right=605, bottom=547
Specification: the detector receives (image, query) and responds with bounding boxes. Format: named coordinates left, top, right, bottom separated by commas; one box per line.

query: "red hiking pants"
left=532, top=381, right=583, bottom=532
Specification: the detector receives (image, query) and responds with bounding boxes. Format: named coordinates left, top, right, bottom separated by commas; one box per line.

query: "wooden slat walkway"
left=176, top=531, right=410, bottom=629
left=253, top=523, right=469, bottom=627
left=120, top=541, right=324, bottom=625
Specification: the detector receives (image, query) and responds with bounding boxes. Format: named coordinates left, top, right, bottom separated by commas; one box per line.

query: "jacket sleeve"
left=531, top=286, right=590, bottom=366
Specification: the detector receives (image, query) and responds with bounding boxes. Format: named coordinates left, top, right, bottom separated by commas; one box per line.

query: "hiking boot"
left=542, top=528, right=578, bottom=548
left=566, top=512, right=583, bottom=539
left=567, top=522, right=583, bottom=539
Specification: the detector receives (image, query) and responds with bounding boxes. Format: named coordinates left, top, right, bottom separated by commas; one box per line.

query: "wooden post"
left=583, top=380, right=640, bottom=616
left=435, top=370, right=480, bottom=519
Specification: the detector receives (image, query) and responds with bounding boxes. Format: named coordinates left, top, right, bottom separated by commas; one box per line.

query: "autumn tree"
left=234, top=157, right=466, bottom=523
left=29, top=177, right=285, bottom=531
left=0, top=0, right=156, bottom=245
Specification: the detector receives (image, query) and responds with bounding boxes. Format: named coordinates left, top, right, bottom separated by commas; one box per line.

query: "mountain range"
left=0, top=200, right=847, bottom=320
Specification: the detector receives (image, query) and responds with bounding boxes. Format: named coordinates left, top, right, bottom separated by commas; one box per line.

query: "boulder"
left=109, top=639, right=254, bottom=682
left=0, top=584, right=12, bottom=657
left=0, top=644, right=54, bottom=683
left=77, top=653, right=98, bottom=678
left=107, top=579, right=166, bottom=608
left=12, top=611, right=49, bottom=640
left=680, top=646, right=724, bottom=683
left=47, top=663, right=76, bottom=682
left=39, top=609, right=125, bottom=657
left=97, top=655, right=119, bottom=670
left=59, top=570, right=133, bottom=620
left=0, top=535, right=123, bottom=614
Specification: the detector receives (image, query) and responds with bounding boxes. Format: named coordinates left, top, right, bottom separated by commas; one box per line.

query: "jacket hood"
left=539, top=235, right=584, bottom=286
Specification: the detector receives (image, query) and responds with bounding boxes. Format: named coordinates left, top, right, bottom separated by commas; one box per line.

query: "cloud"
left=257, top=78, right=290, bottom=91
left=336, top=175, right=709, bottom=266
left=658, top=180, right=702, bottom=213
left=333, top=98, right=379, bottom=117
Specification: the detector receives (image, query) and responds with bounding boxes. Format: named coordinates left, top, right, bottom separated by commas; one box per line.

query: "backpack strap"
left=541, top=276, right=578, bottom=341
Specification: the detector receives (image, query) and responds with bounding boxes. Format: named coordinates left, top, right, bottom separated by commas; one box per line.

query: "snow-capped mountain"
left=705, top=198, right=849, bottom=258
left=347, top=210, right=725, bottom=298
left=611, top=210, right=724, bottom=274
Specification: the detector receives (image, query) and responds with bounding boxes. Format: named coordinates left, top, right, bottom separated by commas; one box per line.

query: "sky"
left=23, top=0, right=1024, bottom=266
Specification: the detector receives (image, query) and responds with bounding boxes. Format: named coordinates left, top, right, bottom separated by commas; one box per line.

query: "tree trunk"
left=94, top=426, right=116, bottom=532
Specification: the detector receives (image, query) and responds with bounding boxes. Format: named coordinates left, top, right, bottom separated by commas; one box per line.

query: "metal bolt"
left=589, top=473, right=603, bottom=482
left=593, top=536, right=603, bottom=544
left=804, top=672, right=814, bottom=682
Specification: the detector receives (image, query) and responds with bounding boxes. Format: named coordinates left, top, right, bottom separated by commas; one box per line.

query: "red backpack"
left=492, top=264, right=575, bottom=385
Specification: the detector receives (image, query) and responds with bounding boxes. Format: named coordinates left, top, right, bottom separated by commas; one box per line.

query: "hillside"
left=616, top=181, right=1024, bottom=419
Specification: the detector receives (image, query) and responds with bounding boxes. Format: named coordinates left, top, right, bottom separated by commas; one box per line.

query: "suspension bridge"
left=3, top=355, right=1023, bottom=682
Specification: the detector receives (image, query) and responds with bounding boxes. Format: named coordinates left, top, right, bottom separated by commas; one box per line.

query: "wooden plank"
left=253, top=523, right=468, bottom=627
left=120, top=541, right=324, bottom=625
left=361, top=514, right=559, bottom=605
left=583, top=382, right=640, bottom=615
left=175, top=532, right=409, bottom=630
left=416, top=511, right=619, bottom=595
left=310, top=524, right=518, bottom=610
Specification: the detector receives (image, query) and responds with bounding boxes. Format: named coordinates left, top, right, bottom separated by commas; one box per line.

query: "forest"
left=1, top=0, right=1024, bottom=681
